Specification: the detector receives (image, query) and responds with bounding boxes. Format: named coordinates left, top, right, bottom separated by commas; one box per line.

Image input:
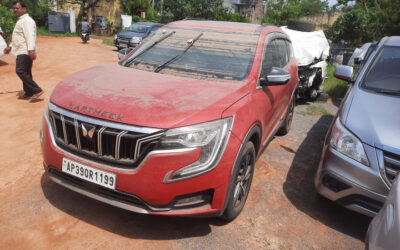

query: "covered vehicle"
left=114, top=22, right=162, bottom=50
left=40, top=20, right=298, bottom=220
left=315, top=36, right=400, bottom=217
left=281, top=26, right=330, bottom=100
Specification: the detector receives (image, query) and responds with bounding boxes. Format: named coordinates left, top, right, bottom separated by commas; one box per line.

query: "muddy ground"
left=0, top=37, right=371, bottom=249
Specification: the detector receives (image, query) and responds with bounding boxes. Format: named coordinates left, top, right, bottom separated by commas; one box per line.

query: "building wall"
left=300, top=11, right=343, bottom=30
left=58, top=0, right=124, bottom=27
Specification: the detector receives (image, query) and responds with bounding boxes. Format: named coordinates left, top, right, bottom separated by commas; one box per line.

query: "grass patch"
left=37, top=27, right=78, bottom=37
left=297, top=105, right=334, bottom=117
left=323, top=64, right=349, bottom=100
left=102, top=39, right=114, bottom=46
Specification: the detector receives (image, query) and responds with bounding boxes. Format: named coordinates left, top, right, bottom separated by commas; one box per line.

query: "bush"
left=0, top=5, right=16, bottom=42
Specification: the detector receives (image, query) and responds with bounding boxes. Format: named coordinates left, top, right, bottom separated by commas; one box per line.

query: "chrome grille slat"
left=379, top=149, right=400, bottom=185
left=74, top=119, right=82, bottom=150
left=97, top=127, right=106, bottom=156
left=49, top=106, right=163, bottom=168
left=115, top=131, right=128, bottom=160
left=60, top=115, right=68, bottom=145
left=384, top=156, right=400, bottom=168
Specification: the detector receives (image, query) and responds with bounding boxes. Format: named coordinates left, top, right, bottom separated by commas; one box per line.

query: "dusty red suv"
left=40, top=20, right=298, bottom=220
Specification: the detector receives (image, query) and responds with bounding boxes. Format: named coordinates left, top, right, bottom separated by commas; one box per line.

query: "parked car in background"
left=348, top=42, right=378, bottom=78
left=366, top=175, right=400, bottom=250
left=114, top=22, right=163, bottom=50
left=41, top=20, right=298, bottom=220
left=281, top=25, right=330, bottom=100
left=315, top=36, right=400, bottom=217
left=0, top=27, right=7, bottom=58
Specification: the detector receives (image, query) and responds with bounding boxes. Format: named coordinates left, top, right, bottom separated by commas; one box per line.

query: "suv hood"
left=345, top=88, right=400, bottom=149
left=50, top=64, right=248, bottom=129
left=118, top=31, right=146, bottom=39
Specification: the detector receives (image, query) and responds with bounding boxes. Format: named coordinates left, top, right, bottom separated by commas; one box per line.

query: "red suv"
left=40, top=20, right=298, bottom=220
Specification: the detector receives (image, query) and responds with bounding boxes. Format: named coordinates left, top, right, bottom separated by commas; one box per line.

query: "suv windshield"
left=127, top=24, right=149, bottom=33
left=362, top=46, right=400, bottom=94
left=121, top=27, right=258, bottom=81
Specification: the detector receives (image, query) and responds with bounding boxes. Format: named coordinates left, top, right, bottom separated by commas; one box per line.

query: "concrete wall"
left=300, top=11, right=343, bottom=30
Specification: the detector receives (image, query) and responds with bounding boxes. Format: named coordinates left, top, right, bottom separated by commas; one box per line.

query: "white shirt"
left=11, top=13, right=37, bottom=56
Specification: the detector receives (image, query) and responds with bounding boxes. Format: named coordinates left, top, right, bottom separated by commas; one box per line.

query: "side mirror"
left=334, top=65, right=353, bottom=82
left=118, top=48, right=133, bottom=60
left=260, top=67, right=291, bottom=86
left=354, top=57, right=362, bottom=65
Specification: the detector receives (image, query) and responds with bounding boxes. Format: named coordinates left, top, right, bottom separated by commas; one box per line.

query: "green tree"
left=162, top=0, right=226, bottom=21
left=120, top=0, right=151, bottom=15
left=264, top=0, right=329, bottom=26
left=328, top=0, right=400, bottom=44
left=0, top=5, right=16, bottom=42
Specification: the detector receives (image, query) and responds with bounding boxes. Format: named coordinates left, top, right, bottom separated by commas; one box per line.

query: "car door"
left=251, top=33, right=296, bottom=145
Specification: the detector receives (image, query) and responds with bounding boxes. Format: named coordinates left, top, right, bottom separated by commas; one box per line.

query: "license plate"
left=62, top=158, right=116, bottom=189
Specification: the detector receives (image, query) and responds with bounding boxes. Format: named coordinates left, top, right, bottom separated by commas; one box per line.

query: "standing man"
left=3, top=1, right=43, bottom=100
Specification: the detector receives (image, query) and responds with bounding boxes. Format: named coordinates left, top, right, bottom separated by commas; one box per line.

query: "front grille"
left=117, top=37, right=130, bottom=44
left=383, top=151, right=400, bottom=183
left=49, top=109, right=163, bottom=168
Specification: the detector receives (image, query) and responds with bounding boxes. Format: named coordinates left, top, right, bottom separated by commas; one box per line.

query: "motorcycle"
left=81, top=31, right=90, bottom=43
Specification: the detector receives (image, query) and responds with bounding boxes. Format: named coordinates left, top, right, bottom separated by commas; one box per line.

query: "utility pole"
left=152, top=0, right=154, bottom=9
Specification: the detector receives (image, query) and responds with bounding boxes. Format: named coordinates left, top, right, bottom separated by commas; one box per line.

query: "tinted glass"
left=127, top=24, right=150, bottom=33
left=261, top=38, right=289, bottom=76
left=362, top=46, right=400, bottom=93
left=123, top=27, right=258, bottom=81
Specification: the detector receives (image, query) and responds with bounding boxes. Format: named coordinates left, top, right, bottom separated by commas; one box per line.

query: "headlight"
left=114, top=34, right=117, bottom=40
left=158, top=117, right=233, bottom=183
left=130, top=37, right=142, bottom=44
left=329, top=118, right=369, bottom=166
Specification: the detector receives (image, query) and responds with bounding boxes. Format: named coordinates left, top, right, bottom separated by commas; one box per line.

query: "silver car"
left=366, top=175, right=400, bottom=250
left=315, top=36, right=400, bottom=217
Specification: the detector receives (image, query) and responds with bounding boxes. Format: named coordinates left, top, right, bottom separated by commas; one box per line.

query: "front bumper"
left=41, top=114, right=241, bottom=216
left=315, top=142, right=389, bottom=217
left=114, top=39, right=139, bottom=49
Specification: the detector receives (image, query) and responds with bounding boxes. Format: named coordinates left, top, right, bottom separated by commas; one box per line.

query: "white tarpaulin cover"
left=121, top=15, right=132, bottom=29
left=281, top=26, right=330, bottom=66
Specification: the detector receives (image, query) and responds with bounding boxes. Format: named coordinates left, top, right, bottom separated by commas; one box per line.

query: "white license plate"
left=62, top=158, right=116, bottom=189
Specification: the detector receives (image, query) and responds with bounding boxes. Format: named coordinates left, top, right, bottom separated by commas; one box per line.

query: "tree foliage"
left=264, top=0, right=329, bottom=26
left=120, top=0, right=151, bottom=15
left=0, top=5, right=16, bottom=42
left=162, top=0, right=226, bottom=21
left=328, top=0, right=400, bottom=44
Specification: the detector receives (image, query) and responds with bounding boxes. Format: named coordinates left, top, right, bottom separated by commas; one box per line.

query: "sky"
left=328, top=0, right=338, bottom=6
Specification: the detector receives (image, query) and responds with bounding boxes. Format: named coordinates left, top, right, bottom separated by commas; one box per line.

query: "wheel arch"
left=219, top=123, right=261, bottom=216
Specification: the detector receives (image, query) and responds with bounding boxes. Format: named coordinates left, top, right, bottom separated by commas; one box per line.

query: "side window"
left=285, top=40, right=293, bottom=62
left=261, top=38, right=289, bottom=77
left=261, top=39, right=279, bottom=76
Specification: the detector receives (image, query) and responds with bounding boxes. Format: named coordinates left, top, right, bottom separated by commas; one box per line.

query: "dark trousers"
left=16, top=54, right=42, bottom=96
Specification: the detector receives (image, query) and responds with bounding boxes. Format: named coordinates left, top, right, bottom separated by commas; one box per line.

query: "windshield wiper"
left=123, top=31, right=176, bottom=67
left=154, top=33, right=203, bottom=73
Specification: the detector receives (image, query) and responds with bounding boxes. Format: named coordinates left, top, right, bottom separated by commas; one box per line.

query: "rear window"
left=121, top=26, right=259, bottom=81
left=362, top=46, right=400, bottom=93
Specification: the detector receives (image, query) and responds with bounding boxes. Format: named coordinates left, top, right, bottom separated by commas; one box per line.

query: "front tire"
left=277, top=96, right=295, bottom=136
left=222, top=141, right=256, bottom=221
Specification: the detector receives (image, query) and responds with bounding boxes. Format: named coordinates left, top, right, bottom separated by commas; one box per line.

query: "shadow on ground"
left=283, top=115, right=371, bottom=241
left=0, top=60, right=8, bottom=66
left=41, top=174, right=227, bottom=240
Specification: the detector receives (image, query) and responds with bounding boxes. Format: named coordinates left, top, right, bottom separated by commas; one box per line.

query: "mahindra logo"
left=81, top=124, right=96, bottom=139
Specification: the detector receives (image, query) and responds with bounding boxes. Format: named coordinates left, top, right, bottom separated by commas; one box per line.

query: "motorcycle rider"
left=80, top=19, right=90, bottom=43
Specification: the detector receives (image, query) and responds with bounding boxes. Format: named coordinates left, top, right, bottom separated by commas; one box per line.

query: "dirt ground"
left=0, top=37, right=371, bottom=249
